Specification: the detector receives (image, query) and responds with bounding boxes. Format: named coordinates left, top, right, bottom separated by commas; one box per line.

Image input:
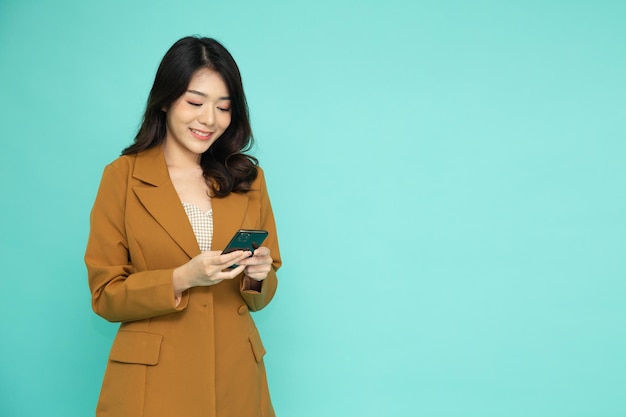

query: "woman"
left=85, top=36, right=281, bottom=417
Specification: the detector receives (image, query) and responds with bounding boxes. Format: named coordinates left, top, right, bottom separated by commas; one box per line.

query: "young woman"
left=85, top=36, right=281, bottom=417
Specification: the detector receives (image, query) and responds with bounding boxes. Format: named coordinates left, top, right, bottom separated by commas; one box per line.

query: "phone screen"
left=221, top=229, right=268, bottom=254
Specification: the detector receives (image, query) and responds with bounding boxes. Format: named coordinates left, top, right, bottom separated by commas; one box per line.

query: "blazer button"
left=238, top=305, right=249, bottom=315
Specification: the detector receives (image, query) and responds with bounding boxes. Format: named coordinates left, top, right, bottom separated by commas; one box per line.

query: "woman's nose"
left=199, top=107, right=215, bottom=126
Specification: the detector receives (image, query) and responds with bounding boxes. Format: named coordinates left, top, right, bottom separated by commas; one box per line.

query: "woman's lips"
left=190, top=128, right=213, bottom=141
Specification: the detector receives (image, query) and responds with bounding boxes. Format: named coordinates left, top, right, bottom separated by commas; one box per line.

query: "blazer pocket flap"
left=248, top=327, right=266, bottom=363
left=110, top=331, right=163, bottom=365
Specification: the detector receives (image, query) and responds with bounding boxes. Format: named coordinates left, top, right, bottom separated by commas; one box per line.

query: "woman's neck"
left=162, top=142, right=202, bottom=170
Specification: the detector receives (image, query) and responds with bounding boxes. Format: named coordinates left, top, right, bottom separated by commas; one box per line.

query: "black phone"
left=221, top=230, right=268, bottom=268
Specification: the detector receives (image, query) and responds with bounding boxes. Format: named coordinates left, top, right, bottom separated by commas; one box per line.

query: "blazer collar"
left=131, top=145, right=249, bottom=257
left=132, top=145, right=170, bottom=186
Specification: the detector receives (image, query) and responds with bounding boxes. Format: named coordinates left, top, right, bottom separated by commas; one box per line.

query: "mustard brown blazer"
left=85, top=145, right=281, bottom=417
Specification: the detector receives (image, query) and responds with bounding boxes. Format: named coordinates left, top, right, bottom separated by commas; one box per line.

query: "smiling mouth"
left=190, top=128, right=213, bottom=139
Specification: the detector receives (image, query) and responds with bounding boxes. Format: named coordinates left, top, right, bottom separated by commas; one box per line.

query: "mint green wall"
left=1, top=1, right=625, bottom=416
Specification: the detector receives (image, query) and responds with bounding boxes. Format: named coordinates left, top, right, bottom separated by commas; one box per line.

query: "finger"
left=237, top=255, right=271, bottom=266
left=244, top=269, right=269, bottom=281
left=200, top=250, right=242, bottom=265
left=238, top=247, right=271, bottom=265
left=203, top=250, right=224, bottom=256
left=246, top=262, right=272, bottom=272
left=219, top=264, right=247, bottom=278
left=253, top=246, right=271, bottom=257
left=243, top=263, right=272, bottom=278
left=198, top=251, right=248, bottom=277
left=210, top=264, right=246, bottom=280
left=217, top=250, right=251, bottom=266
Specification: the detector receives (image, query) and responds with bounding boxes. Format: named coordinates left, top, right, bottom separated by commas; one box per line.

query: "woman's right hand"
left=172, top=250, right=252, bottom=295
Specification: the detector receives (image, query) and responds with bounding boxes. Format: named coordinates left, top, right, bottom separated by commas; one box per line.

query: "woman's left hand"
left=238, top=246, right=273, bottom=281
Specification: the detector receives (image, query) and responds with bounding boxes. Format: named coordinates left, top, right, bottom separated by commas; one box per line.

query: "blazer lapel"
left=131, top=146, right=200, bottom=259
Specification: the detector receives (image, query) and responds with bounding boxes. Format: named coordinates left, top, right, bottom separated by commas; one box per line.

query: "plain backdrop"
left=1, top=1, right=625, bottom=416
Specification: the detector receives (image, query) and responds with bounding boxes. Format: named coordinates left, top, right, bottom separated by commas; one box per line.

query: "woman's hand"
left=173, top=250, right=252, bottom=294
left=238, top=246, right=273, bottom=281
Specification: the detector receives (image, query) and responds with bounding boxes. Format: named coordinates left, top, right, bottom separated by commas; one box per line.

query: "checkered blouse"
left=182, top=202, right=213, bottom=252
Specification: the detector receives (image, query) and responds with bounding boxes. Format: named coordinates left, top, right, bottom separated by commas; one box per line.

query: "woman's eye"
left=187, top=101, right=202, bottom=107
left=218, top=107, right=231, bottom=112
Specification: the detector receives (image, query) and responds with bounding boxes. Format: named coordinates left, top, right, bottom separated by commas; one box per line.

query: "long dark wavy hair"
left=122, top=36, right=258, bottom=197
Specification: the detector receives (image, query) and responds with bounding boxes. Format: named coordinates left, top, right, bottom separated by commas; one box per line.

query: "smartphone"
left=221, top=229, right=268, bottom=268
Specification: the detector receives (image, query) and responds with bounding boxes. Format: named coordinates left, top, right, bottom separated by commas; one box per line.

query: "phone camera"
left=237, top=233, right=251, bottom=242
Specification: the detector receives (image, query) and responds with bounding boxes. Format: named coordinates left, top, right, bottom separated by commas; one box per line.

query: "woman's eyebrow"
left=186, top=89, right=230, bottom=100
left=187, top=89, right=207, bottom=97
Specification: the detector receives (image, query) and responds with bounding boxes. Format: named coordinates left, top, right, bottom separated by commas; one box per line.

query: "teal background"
left=1, top=0, right=625, bottom=416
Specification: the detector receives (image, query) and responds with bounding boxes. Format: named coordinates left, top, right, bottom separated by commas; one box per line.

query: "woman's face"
left=164, top=68, right=232, bottom=160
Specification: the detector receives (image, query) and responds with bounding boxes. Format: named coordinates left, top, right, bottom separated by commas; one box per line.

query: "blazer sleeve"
left=85, top=161, right=188, bottom=323
left=240, top=168, right=282, bottom=311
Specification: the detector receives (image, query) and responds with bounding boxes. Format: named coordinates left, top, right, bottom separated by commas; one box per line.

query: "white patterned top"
left=182, top=202, right=213, bottom=252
